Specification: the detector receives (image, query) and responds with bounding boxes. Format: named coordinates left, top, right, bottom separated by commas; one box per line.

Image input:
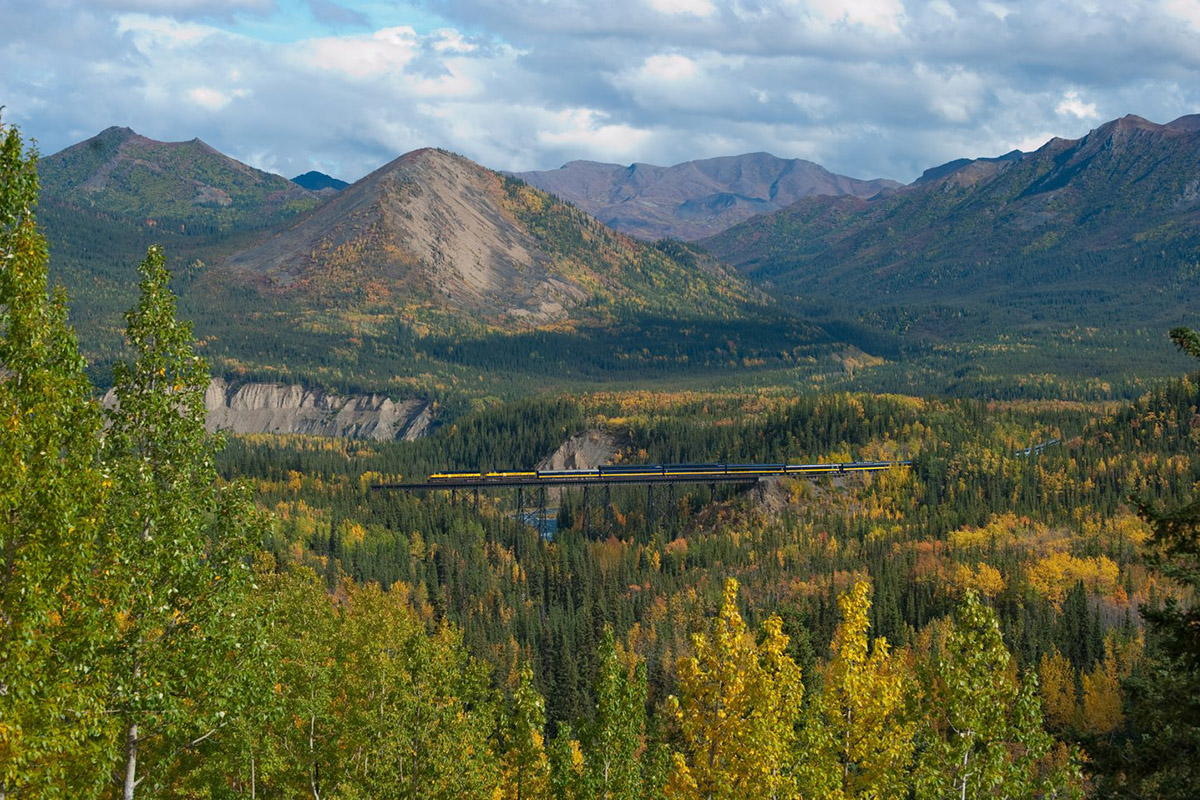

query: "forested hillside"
left=702, top=114, right=1200, bottom=390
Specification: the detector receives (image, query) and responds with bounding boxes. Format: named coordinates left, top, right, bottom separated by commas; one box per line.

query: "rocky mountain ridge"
left=218, top=147, right=759, bottom=326
left=39, top=126, right=320, bottom=232
left=514, top=152, right=898, bottom=241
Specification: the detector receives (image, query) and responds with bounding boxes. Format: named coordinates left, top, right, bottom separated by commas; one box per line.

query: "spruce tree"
left=1112, top=327, right=1200, bottom=797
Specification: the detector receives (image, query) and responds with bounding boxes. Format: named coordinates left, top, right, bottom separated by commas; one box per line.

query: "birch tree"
left=915, top=591, right=1081, bottom=799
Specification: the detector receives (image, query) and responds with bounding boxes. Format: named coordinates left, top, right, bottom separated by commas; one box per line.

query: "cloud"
left=93, top=0, right=276, bottom=21
left=1056, top=89, right=1099, bottom=120
left=187, top=86, right=247, bottom=110
left=650, top=0, right=717, bottom=17
left=2, top=0, right=1200, bottom=186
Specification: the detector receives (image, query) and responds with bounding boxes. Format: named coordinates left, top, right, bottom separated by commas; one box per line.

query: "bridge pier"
left=537, top=486, right=547, bottom=540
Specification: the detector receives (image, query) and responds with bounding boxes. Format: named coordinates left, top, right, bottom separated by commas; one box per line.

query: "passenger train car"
left=427, top=461, right=909, bottom=482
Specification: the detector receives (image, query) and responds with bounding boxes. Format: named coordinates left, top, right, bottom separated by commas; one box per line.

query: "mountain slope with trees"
left=703, top=114, right=1200, bottom=329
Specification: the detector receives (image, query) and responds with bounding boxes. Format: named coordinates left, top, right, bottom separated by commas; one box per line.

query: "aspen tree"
left=0, top=113, right=110, bottom=798
left=103, top=246, right=260, bottom=798
left=583, top=627, right=646, bottom=800
left=915, top=591, right=1082, bottom=799
left=666, top=578, right=803, bottom=800
left=500, top=664, right=552, bottom=800
left=800, top=579, right=915, bottom=799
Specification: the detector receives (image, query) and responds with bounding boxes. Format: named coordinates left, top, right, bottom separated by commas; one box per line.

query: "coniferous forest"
left=4, top=113, right=1200, bottom=800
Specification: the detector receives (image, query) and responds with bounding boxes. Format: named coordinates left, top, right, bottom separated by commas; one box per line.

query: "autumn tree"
left=915, top=591, right=1082, bottom=799
left=1079, top=647, right=1123, bottom=736
left=666, top=578, right=804, bottom=800
left=581, top=627, right=646, bottom=800
left=798, top=579, right=915, bottom=799
left=338, top=582, right=501, bottom=799
left=102, top=246, right=262, bottom=799
left=549, top=723, right=584, bottom=800
left=0, top=113, right=111, bottom=797
left=1112, top=326, right=1200, bottom=796
left=499, top=663, right=552, bottom=800
left=1038, top=648, right=1078, bottom=732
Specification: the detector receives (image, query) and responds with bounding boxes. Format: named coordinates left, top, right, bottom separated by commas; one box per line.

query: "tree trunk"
left=123, top=721, right=139, bottom=800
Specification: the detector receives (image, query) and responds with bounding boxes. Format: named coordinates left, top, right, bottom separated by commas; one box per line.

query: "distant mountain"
left=39, top=127, right=320, bottom=233
left=292, top=170, right=348, bottom=192
left=216, top=147, right=762, bottom=328
left=513, top=153, right=899, bottom=241
left=703, top=114, right=1200, bottom=331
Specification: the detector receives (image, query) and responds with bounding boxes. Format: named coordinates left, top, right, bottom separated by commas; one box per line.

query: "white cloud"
left=116, top=13, right=225, bottom=45
left=98, top=0, right=274, bottom=20
left=537, top=108, right=651, bottom=158
left=5, top=0, right=1200, bottom=185
left=1164, top=0, right=1200, bottom=30
left=303, top=26, right=420, bottom=78
left=432, top=28, right=477, bottom=52
left=649, top=0, right=716, bottom=17
left=187, top=86, right=245, bottom=110
left=1056, top=89, right=1099, bottom=119
left=981, top=2, right=1011, bottom=20
left=915, top=64, right=986, bottom=123
left=806, top=0, right=907, bottom=34
left=1010, top=131, right=1056, bottom=152
left=640, top=53, right=700, bottom=81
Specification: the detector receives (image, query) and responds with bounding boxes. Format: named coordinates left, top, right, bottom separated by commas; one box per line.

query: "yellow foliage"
left=951, top=562, right=1006, bottom=598
left=1038, top=649, right=1078, bottom=731
left=1080, top=649, right=1124, bottom=735
left=666, top=579, right=804, bottom=799
left=1028, top=553, right=1120, bottom=606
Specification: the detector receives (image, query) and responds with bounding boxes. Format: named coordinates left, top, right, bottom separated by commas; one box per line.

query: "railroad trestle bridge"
left=373, top=461, right=910, bottom=538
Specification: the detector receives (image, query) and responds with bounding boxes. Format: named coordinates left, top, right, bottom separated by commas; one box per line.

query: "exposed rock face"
left=537, top=429, right=620, bottom=471
left=104, top=379, right=433, bottom=441
left=223, top=148, right=586, bottom=322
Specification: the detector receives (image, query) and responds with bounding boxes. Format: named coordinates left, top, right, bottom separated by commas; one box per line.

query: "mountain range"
left=216, top=146, right=759, bottom=326
left=292, top=170, right=349, bottom=193
left=33, top=113, right=1200, bottom=399
left=702, top=114, right=1200, bottom=334
left=37, top=129, right=819, bottom=397
left=514, top=153, right=898, bottom=241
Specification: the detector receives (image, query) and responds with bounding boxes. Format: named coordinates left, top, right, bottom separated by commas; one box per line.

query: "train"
left=427, top=461, right=909, bottom=482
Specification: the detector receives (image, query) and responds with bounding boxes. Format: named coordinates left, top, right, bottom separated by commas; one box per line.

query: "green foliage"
left=500, top=663, right=552, bottom=800
left=0, top=110, right=112, bottom=799
left=1102, top=325, right=1200, bottom=798
left=38, top=126, right=319, bottom=234
left=915, top=591, right=1082, bottom=799
left=102, top=245, right=263, bottom=797
left=581, top=628, right=646, bottom=800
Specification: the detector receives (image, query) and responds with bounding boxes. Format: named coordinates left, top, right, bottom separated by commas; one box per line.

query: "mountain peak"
left=221, top=148, right=756, bottom=327
left=40, top=127, right=318, bottom=231
left=292, top=170, right=348, bottom=192
left=1166, top=113, right=1200, bottom=132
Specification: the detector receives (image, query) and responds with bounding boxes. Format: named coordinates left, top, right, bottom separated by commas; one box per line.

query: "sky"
left=3, top=0, right=1200, bottom=184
